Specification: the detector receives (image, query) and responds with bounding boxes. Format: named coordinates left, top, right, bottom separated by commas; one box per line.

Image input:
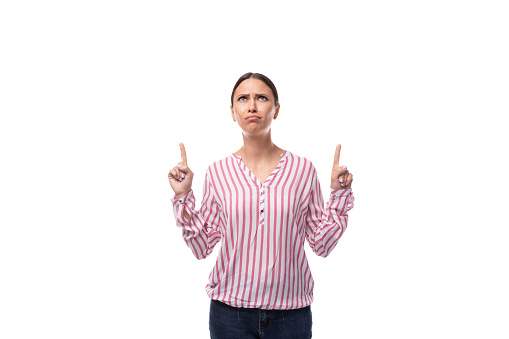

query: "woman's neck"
left=236, top=130, right=283, bottom=164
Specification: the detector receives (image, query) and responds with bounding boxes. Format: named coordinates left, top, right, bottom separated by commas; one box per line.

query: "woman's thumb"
left=177, top=162, right=190, bottom=173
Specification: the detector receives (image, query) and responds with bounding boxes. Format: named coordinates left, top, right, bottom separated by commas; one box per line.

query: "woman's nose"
left=248, top=98, right=257, bottom=112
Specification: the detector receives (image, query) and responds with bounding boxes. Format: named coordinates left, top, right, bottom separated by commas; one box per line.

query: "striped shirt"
left=171, top=150, right=355, bottom=310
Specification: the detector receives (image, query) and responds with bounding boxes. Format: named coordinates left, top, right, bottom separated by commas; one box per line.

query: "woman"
left=168, top=72, right=355, bottom=339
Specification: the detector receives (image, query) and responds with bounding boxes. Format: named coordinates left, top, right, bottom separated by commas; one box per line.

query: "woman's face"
left=231, top=78, right=280, bottom=136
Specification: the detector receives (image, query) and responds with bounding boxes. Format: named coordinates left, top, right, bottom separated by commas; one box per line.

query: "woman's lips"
left=246, top=116, right=261, bottom=120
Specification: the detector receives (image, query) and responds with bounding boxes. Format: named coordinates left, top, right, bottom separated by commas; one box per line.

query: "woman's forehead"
left=235, top=79, right=272, bottom=95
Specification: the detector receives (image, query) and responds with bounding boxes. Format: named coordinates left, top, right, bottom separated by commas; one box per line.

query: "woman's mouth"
left=246, top=115, right=261, bottom=120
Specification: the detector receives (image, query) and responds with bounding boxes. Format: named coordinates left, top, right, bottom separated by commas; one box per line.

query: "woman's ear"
left=231, top=106, right=236, bottom=122
left=274, top=104, right=280, bottom=119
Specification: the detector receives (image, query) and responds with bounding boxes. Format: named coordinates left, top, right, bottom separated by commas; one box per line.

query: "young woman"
left=168, top=72, right=355, bottom=339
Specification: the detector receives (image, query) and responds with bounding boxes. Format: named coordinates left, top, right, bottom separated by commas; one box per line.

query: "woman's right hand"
left=168, top=142, right=194, bottom=198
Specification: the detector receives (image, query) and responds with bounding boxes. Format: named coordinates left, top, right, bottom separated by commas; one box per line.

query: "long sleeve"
left=170, top=170, right=223, bottom=259
left=305, top=167, right=355, bottom=258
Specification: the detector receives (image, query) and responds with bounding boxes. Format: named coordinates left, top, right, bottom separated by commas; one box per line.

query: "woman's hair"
left=230, top=72, right=279, bottom=107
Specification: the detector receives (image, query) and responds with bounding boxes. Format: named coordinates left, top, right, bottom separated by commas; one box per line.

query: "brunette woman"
left=168, top=72, right=355, bottom=339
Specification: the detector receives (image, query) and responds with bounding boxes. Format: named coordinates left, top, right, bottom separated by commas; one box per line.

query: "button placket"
left=259, top=186, right=265, bottom=221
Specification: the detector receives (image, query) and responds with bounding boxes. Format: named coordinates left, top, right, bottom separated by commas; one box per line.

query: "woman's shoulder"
left=278, top=150, right=318, bottom=180
left=204, top=153, right=239, bottom=175
left=284, top=150, right=315, bottom=168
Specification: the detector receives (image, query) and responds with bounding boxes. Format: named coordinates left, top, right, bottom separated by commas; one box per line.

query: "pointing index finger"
left=179, top=142, right=187, bottom=165
left=334, top=144, right=341, bottom=166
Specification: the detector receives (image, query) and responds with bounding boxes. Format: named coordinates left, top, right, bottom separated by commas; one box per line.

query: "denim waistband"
left=210, top=298, right=310, bottom=312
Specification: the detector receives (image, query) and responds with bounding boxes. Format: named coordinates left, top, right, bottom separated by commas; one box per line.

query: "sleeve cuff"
left=330, top=187, right=352, bottom=196
left=171, top=189, right=194, bottom=205
left=329, top=187, right=355, bottom=213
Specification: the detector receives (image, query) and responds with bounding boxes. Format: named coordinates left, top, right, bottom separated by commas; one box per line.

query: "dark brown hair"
left=230, top=72, right=279, bottom=107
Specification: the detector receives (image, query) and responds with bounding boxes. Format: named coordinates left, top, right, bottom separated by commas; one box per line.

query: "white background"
left=1, top=0, right=508, bottom=338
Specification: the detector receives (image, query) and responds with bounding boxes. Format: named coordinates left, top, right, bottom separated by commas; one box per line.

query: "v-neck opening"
left=231, top=150, right=289, bottom=187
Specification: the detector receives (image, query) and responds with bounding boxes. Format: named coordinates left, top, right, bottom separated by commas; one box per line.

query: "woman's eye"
left=238, top=96, right=267, bottom=101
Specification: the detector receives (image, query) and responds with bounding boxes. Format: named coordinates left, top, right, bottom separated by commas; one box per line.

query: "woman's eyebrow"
left=237, top=93, right=270, bottom=98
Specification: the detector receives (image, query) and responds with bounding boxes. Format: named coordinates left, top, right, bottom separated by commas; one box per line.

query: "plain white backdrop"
left=1, top=0, right=508, bottom=338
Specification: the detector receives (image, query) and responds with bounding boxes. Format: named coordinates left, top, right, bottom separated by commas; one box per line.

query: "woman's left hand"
left=330, top=144, right=353, bottom=190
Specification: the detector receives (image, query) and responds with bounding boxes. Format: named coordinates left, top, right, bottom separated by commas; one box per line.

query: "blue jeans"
left=209, top=299, right=312, bottom=339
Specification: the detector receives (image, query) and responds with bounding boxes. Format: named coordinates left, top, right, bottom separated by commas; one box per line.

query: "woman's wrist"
left=174, top=190, right=192, bottom=200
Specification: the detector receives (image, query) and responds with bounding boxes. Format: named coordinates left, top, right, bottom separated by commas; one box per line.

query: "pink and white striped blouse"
left=171, top=150, right=355, bottom=310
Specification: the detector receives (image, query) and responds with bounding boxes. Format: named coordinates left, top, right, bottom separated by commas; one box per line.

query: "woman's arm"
left=171, top=170, right=223, bottom=260
left=305, top=166, right=355, bottom=258
left=168, top=143, right=222, bottom=259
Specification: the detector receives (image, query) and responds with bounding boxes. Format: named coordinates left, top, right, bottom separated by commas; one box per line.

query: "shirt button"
left=261, top=191, right=265, bottom=195
left=260, top=209, right=264, bottom=213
